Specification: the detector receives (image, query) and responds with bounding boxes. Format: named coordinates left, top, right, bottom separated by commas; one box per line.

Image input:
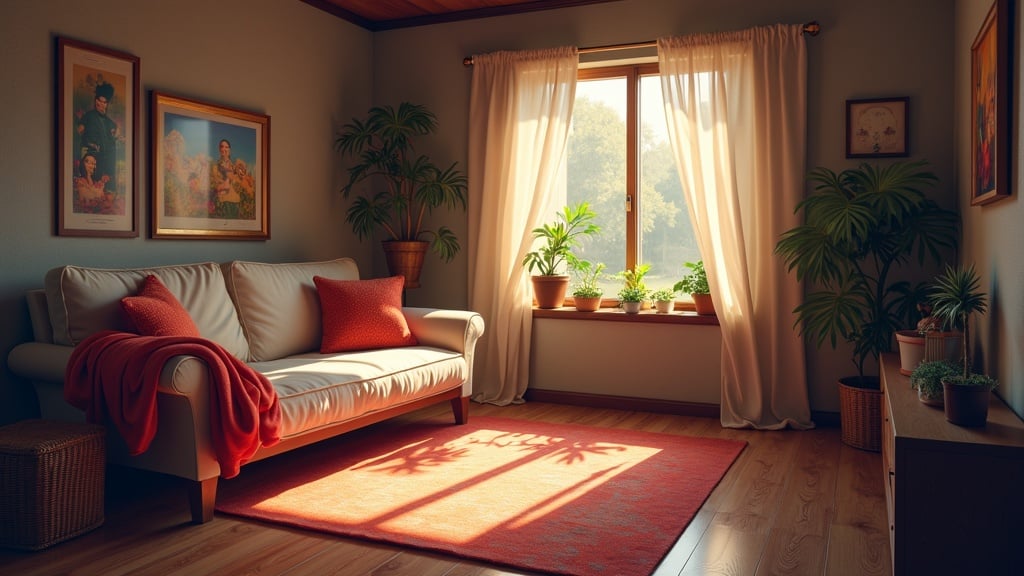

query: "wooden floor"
left=0, top=402, right=891, bottom=576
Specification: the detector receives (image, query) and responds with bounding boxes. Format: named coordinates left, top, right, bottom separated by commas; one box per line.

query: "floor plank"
left=0, top=402, right=889, bottom=576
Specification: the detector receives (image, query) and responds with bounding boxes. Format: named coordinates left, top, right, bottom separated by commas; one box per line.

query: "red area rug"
left=216, top=416, right=746, bottom=576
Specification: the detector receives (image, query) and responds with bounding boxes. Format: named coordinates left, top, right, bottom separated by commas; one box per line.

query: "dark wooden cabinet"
left=880, top=353, right=1024, bottom=576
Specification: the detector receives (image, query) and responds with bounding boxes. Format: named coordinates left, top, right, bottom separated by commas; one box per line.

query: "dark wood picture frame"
left=150, top=92, right=270, bottom=239
left=56, top=37, right=140, bottom=237
left=971, top=0, right=1012, bottom=206
left=845, top=97, right=909, bottom=158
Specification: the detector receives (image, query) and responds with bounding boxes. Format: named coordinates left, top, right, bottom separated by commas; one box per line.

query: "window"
left=565, top=63, right=702, bottom=301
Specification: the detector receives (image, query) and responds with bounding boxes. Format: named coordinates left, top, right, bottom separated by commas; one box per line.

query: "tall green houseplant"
left=774, top=159, right=958, bottom=382
left=335, top=103, right=467, bottom=286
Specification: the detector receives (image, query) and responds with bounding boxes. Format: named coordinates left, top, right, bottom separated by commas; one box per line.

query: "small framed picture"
left=970, top=0, right=1011, bottom=206
left=845, top=97, right=909, bottom=158
left=150, top=92, right=270, bottom=239
left=56, top=37, right=140, bottom=237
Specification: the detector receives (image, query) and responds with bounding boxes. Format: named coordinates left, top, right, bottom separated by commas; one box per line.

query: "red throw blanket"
left=65, top=330, right=281, bottom=478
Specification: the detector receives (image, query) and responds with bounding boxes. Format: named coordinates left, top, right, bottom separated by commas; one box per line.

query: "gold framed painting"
left=150, top=92, right=270, bottom=239
left=971, top=0, right=1011, bottom=206
left=845, top=97, right=909, bottom=158
left=57, top=37, right=140, bottom=237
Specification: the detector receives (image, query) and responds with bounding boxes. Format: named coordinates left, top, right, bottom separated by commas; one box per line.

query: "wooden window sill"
left=532, top=306, right=719, bottom=325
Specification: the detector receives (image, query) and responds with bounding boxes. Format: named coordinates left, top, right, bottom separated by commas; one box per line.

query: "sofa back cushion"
left=224, top=258, right=359, bottom=362
left=44, top=262, right=250, bottom=360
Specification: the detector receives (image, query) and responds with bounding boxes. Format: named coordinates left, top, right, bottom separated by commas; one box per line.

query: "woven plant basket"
left=838, top=378, right=882, bottom=452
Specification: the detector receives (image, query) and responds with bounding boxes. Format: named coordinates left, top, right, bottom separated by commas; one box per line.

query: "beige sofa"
left=7, top=258, right=484, bottom=523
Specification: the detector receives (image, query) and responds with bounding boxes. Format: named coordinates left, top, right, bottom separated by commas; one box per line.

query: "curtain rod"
left=462, top=21, right=820, bottom=66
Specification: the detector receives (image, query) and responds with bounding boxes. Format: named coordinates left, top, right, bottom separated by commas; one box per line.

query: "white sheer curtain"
left=467, top=48, right=578, bottom=405
left=658, top=25, right=814, bottom=429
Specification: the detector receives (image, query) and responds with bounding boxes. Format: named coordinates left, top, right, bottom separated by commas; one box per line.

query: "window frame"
left=569, top=62, right=698, bottom=312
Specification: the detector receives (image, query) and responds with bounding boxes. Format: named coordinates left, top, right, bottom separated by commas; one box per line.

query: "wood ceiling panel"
left=302, top=0, right=621, bottom=30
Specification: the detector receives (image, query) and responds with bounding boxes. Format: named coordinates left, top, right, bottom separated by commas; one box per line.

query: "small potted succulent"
left=570, top=260, right=605, bottom=312
left=615, top=263, right=650, bottom=314
left=649, top=288, right=677, bottom=314
left=909, top=360, right=959, bottom=406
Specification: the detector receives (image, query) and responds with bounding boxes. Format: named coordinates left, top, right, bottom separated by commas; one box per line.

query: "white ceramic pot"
left=622, top=301, right=643, bottom=314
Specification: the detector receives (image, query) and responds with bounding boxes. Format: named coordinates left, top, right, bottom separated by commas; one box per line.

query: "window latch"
left=626, top=194, right=632, bottom=212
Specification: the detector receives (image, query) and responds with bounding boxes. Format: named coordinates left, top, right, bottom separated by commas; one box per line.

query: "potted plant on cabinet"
left=674, top=260, right=714, bottom=315
left=570, top=259, right=605, bottom=312
left=615, top=263, right=650, bottom=314
left=335, top=102, right=468, bottom=289
left=929, top=264, right=999, bottom=426
left=910, top=359, right=959, bottom=406
left=774, top=159, right=958, bottom=449
left=894, top=293, right=963, bottom=376
left=650, top=287, right=677, bottom=314
left=522, top=202, right=600, bottom=309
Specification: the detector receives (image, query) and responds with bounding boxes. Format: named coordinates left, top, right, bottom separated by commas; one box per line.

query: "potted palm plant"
left=335, top=102, right=467, bottom=289
left=522, top=202, right=600, bottom=309
left=615, top=263, right=650, bottom=314
left=929, top=264, right=999, bottom=426
left=569, top=259, right=605, bottom=312
left=674, top=260, right=714, bottom=315
left=774, top=159, right=958, bottom=449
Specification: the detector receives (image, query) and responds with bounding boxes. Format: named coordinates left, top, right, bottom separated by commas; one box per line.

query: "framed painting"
left=971, top=0, right=1012, bottom=206
left=57, top=37, right=139, bottom=237
left=151, top=92, right=270, bottom=239
left=846, top=97, right=909, bottom=158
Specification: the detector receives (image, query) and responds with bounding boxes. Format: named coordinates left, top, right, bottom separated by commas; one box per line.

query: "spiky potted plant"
left=522, top=202, right=600, bottom=309
left=929, top=264, right=999, bottom=426
left=335, top=102, right=467, bottom=289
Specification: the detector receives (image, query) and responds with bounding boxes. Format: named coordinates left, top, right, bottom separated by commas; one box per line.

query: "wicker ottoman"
left=0, top=420, right=106, bottom=550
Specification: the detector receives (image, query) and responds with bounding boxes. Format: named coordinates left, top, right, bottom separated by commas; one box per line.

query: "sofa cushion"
left=120, top=275, right=201, bottom=337
left=248, top=348, right=466, bottom=438
left=44, top=263, right=249, bottom=360
left=314, top=275, right=418, bottom=353
left=224, top=258, right=359, bottom=362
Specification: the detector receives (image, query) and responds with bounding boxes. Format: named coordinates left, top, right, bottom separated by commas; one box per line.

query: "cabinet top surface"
left=881, top=353, right=1024, bottom=450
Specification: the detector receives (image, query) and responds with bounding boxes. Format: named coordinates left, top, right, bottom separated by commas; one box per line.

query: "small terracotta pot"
left=531, top=275, right=570, bottom=309
left=573, top=296, right=602, bottom=312
left=691, top=293, right=715, bottom=315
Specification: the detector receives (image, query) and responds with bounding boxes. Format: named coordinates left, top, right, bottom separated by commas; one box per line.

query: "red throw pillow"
left=120, top=275, right=201, bottom=337
left=313, top=275, right=417, bottom=353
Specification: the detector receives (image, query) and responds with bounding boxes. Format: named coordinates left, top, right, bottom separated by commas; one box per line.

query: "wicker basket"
left=838, top=380, right=882, bottom=452
left=0, top=420, right=106, bottom=550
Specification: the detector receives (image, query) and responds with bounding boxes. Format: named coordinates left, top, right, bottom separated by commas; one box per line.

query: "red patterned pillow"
left=313, top=275, right=418, bottom=353
left=120, top=275, right=200, bottom=337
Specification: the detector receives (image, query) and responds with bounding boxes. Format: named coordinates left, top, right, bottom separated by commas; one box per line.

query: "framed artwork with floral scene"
left=971, top=0, right=1011, bottom=206
left=845, top=97, right=909, bottom=158
left=150, top=92, right=270, bottom=239
left=57, top=37, right=140, bottom=237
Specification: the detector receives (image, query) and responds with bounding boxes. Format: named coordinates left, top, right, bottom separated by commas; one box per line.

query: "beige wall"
left=0, top=0, right=373, bottom=424
left=372, top=0, right=957, bottom=414
left=956, top=0, right=1024, bottom=417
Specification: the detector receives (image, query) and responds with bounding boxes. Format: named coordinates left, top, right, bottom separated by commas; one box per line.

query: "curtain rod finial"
left=803, top=21, right=820, bottom=36
left=464, top=56, right=474, bottom=66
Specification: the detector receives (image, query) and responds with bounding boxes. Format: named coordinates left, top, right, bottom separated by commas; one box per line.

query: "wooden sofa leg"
left=451, top=396, right=469, bottom=424
left=187, top=477, right=218, bottom=524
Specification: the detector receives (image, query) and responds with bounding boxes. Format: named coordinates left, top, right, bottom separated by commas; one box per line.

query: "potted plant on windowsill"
left=522, top=202, right=600, bottom=309
left=570, top=259, right=605, bottom=312
left=774, top=159, right=958, bottom=450
left=335, top=102, right=467, bottom=289
left=674, top=260, right=714, bottom=315
left=650, top=288, right=677, bottom=314
left=929, top=264, right=999, bottom=426
left=615, top=263, right=650, bottom=314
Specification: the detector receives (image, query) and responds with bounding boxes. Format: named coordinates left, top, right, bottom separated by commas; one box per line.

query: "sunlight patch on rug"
left=217, top=417, right=745, bottom=576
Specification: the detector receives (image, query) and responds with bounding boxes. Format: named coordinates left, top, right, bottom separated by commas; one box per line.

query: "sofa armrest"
left=403, top=308, right=485, bottom=354
left=7, top=342, right=74, bottom=384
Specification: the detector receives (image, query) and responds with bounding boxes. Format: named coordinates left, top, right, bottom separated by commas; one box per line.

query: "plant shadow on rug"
left=216, top=416, right=746, bottom=576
